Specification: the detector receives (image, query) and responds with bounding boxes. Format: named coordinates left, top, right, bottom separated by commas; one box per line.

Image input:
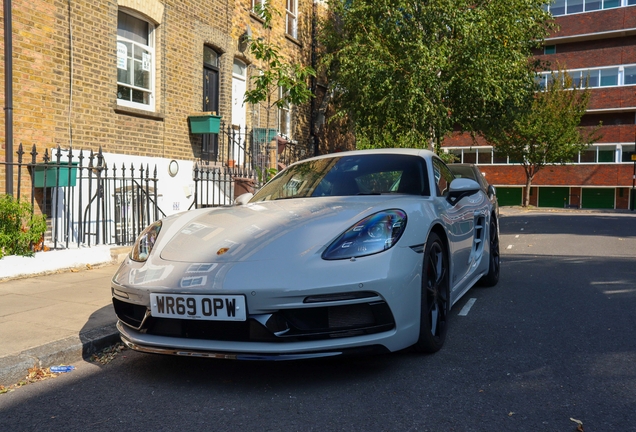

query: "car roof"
left=300, top=148, right=437, bottom=164
left=448, top=163, right=479, bottom=169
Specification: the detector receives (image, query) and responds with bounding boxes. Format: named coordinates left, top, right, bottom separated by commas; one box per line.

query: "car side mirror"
left=487, top=184, right=496, bottom=198
left=446, top=178, right=481, bottom=205
left=234, top=193, right=254, bottom=206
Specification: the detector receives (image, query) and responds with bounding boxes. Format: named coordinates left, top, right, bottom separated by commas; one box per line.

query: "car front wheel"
left=413, top=232, right=449, bottom=354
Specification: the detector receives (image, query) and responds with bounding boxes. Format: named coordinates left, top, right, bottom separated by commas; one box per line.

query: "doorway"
left=231, top=59, right=247, bottom=165
left=202, top=46, right=220, bottom=162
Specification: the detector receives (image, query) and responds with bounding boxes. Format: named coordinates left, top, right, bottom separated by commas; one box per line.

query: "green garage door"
left=538, top=187, right=569, bottom=208
left=582, top=188, right=614, bottom=209
left=497, top=187, right=522, bottom=206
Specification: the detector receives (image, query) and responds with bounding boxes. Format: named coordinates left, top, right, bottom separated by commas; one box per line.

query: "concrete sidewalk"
left=0, top=249, right=128, bottom=386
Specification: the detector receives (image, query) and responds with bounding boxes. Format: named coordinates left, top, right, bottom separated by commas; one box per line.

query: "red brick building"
left=444, top=2, right=636, bottom=210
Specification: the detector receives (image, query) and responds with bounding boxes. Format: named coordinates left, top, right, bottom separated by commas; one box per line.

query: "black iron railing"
left=0, top=130, right=307, bottom=251
left=1, top=144, right=164, bottom=249
left=209, top=123, right=304, bottom=173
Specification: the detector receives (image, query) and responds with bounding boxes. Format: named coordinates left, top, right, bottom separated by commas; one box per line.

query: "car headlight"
left=322, top=210, right=407, bottom=260
left=130, top=220, right=162, bottom=262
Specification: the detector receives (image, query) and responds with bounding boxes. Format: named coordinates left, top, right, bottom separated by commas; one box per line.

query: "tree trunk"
left=523, top=175, right=534, bottom=207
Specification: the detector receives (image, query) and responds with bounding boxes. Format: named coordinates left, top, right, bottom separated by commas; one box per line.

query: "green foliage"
left=0, top=195, right=47, bottom=259
left=320, top=0, right=554, bottom=154
left=483, top=69, right=602, bottom=206
left=256, top=166, right=279, bottom=184
left=244, top=1, right=316, bottom=112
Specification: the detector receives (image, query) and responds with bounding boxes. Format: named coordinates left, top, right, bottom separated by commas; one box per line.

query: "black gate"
left=1, top=144, right=164, bottom=249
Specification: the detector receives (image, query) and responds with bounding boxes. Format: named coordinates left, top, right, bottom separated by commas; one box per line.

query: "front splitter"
left=117, top=321, right=389, bottom=361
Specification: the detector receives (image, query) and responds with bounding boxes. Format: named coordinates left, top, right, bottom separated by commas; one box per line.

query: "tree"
left=483, top=69, right=602, bottom=207
left=319, top=0, right=554, bottom=155
left=243, top=1, right=316, bottom=138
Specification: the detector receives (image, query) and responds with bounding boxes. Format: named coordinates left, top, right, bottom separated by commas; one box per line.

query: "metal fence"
left=203, top=123, right=304, bottom=173
left=1, top=128, right=303, bottom=251
left=190, top=163, right=257, bottom=209
left=1, top=144, right=164, bottom=249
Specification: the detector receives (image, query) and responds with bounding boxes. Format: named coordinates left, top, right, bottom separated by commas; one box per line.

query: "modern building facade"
left=444, top=1, right=636, bottom=210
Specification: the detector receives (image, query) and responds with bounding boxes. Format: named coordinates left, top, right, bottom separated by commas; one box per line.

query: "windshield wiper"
left=274, top=195, right=313, bottom=200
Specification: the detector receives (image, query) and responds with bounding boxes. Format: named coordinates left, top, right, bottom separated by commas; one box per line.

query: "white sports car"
left=112, top=149, right=500, bottom=360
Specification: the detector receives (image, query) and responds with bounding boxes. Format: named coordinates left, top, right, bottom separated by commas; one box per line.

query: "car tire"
left=413, top=232, right=449, bottom=354
left=478, top=217, right=500, bottom=287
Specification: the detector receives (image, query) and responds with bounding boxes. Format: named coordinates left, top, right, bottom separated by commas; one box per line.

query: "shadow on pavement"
left=79, top=304, right=119, bottom=361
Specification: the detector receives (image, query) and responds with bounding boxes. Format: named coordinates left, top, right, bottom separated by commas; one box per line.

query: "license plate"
left=150, top=293, right=246, bottom=321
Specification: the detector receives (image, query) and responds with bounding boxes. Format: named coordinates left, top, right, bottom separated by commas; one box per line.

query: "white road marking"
left=458, top=298, right=477, bottom=316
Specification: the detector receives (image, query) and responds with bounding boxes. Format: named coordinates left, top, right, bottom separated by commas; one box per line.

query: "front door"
left=231, top=59, right=247, bottom=165
left=202, top=47, right=220, bottom=162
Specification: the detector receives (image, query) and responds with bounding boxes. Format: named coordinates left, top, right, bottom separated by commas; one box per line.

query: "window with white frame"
left=621, top=144, right=636, bottom=162
left=252, top=0, right=266, bottom=15
left=446, top=145, right=623, bottom=165
left=286, top=0, right=298, bottom=38
left=478, top=147, right=493, bottom=164
left=545, top=0, right=630, bottom=16
left=579, top=145, right=616, bottom=163
left=537, top=65, right=636, bottom=89
left=117, top=11, right=155, bottom=111
left=278, top=87, right=292, bottom=138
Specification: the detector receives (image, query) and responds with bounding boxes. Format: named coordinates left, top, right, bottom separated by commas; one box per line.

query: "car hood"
left=157, top=197, right=406, bottom=264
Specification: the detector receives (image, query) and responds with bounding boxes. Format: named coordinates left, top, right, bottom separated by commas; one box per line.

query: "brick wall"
left=0, top=0, right=315, bottom=178
left=616, top=187, right=631, bottom=208
left=550, top=7, right=636, bottom=38
left=479, top=163, right=635, bottom=187
left=238, top=0, right=315, bottom=155
left=539, top=36, right=636, bottom=69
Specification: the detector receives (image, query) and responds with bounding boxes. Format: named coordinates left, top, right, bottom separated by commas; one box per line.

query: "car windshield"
left=251, top=154, right=430, bottom=202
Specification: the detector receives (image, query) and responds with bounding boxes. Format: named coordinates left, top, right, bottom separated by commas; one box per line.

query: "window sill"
left=250, top=12, right=265, bottom=24
left=114, top=105, right=165, bottom=121
left=285, top=34, right=301, bottom=47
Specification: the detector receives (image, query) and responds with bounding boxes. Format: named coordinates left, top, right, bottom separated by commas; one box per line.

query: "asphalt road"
left=1, top=210, right=635, bottom=432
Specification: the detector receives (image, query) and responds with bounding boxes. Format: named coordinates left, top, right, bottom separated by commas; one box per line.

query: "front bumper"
left=112, top=242, right=424, bottom=357
left=117, top=322, right=390, bottom=360
left=113, top=291, right=395, bottom=341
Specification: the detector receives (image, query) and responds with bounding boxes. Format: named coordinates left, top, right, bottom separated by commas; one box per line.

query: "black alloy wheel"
left=413, top=232, right=449, bottom=353
left=479, top=217, right=500, bottom=287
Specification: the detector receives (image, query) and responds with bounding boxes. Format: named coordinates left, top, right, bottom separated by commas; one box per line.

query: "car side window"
left=432, top=159, right=455, bottom=197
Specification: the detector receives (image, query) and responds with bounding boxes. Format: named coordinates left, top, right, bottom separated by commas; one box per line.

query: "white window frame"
left=117, top=10, right=155, bottom=112
left=278, top=86, right=292, bottom=138
left=546, top=0, right=632, bottom=16
left=537, top=64, right=636, bottom=89
left=286, top=0, right=298, bottom=39
left=577, top=144, right=618, bottom=163
left=620, top=144, right=636, bottom=162
left=445, top=144, right=626, bottom=165
left=252, top=0, right=266, bottom=14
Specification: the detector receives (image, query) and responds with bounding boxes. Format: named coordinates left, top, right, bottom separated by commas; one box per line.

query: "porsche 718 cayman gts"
left=112, top=149, right=500, bottom=360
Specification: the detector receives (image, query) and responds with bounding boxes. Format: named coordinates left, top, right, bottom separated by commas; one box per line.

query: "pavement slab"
left=0, top=256, right=123, bottom=387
